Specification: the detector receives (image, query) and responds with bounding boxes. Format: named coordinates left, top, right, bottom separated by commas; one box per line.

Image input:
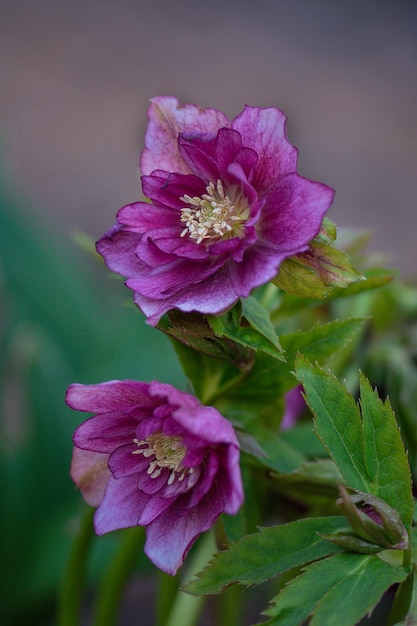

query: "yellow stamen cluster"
left=180, top=180, right=249, bottom=244
left=133, top=432, right=194, bottom=486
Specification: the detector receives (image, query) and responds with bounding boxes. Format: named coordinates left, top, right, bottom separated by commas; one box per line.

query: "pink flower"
left=66, top=380, right=243, bottom=575
left=97, top=96, right=334, bottom=325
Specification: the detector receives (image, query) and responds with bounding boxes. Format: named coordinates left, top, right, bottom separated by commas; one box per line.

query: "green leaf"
left=159, top=310, right=254, bottom=367
left=216, top=318, right=365, bottom=427
left=185, top=516, right=348, bottom=595
left=280, top=318, right=365, bottom=365
left=262, top=552, right=409, bottom=626
left=295, top=358, right=413, bottom=532
left=245, top=425, right=307, bottom=473
left=207, top=299, right=284, bottom=361
left=295, top=357, right=369, bottom=492
left=359, top=374, right=413, bottom=531
left=270, top=459, right=342, bottom=502
left=241, top=296, right=282, bottom=350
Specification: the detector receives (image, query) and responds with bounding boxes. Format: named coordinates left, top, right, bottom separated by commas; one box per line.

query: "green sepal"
left=336, top=486, right=409, bottom=550
left=273, top=219, right=365, bottom=298
left=319, top=532, right=382, bottom=554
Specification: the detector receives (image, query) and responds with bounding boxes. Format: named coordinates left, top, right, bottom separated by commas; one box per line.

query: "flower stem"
left=156, top=571, right=180, bottom=625
left=91, top=526, right=145, bottom=626
left=217, top=583, right=243, bottom=626
left=163, top=530, right=216, bottom=626
left=203, top=369, right=250, bottom=406
left=58, top=507, right=95, bottom=626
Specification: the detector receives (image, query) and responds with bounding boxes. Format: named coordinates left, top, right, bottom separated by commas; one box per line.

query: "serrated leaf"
left=294, top=356, right=369, bottom=492
left=359, top=374, right=413, bottom=530
left=295, top=358, right=413, bottom=533
left=262, top=552, right=408, bottom=626
left=185, top=516, right=349, bottom=595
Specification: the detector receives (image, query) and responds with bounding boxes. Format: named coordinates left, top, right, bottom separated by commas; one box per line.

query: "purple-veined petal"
left=232, top=105, right=298, bottom=194
left=66, top=381, right=152, bottom=412
left=144, top=487, right=225, bottom=575
left=259, top=173, right=334, bottom=251
left=73, top=411, right=138, bottom=453
left=141, top=96, right=230, bottom=175
left=94, top=474, right=150, bottom=534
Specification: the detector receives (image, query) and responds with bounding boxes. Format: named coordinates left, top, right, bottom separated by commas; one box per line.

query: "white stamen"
left=180, top=180, right=249, bottom=244
left=133, top=433, right=195, bottom=487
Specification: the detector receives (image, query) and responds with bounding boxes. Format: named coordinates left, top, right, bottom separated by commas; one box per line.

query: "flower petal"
left=141, top=96, right=230, bottom=176
left=144, top=487, right=225, bottom=574
left=232, top=105, right=298, bottom=194
left=70, top=447, right=110, bottom=507
left=94, top=474, right=150, bottom=534
left=73, top=411, right=138, bottom=453
left=259, top=174, right=334, bottom=251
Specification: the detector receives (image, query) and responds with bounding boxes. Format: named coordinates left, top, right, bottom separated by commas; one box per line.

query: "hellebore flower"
left=97, top=96, right=334, bottom=325
left=66, top=380, right=243, bottom=575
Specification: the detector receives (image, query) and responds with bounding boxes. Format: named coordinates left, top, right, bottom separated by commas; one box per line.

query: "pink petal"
left=232, top=105, right=298, bottom=195
left=259, top=174, right=334, bottom=251
left=144, top=488, right=225, bottom=574
left=141, top=96, right=230, bottom=176
left=70, top=447, right=110, bottom=507
left=73, top=411, right=138, bottom=453
left=66, top=381, right=151, bottom=412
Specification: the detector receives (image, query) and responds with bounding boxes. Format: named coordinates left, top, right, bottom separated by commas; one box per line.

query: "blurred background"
left=0, top=0, right=416, bottom=624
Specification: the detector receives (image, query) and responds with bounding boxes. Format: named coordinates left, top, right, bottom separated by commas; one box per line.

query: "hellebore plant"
left=63, top=97, right=417, bottom=626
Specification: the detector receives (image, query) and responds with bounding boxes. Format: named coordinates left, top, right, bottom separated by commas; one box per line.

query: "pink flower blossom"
left=66, top=380, right=243, bottom=575
left=97, top=96, right=334, bottom=325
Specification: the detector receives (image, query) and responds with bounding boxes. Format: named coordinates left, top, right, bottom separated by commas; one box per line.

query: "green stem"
left=91, top=526, right=145, bottom=626
left=58, top=507, right=95, bottom=626
left=217, top=583, right=243, bottom=626
left=156, top=571, right=180, bottom=625
left=203, top=368, right=250, bottom=406
left=164, top=530, right=217, bottom=626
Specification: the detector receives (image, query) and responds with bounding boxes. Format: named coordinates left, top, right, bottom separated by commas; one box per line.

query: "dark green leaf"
left=280, top=318, right=365, bottom=365
left=360, top=374, right=413, bottom=531
left=185, top=516, right=348, bottom=595
left=295, top=356, right=369, bottom=492
left=262, top=552, right=408, bottom=626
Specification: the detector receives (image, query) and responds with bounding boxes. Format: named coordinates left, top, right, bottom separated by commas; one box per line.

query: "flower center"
left=133, top=432, right=194, bottom=485
left=180, top=180, right=249, bottom=244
